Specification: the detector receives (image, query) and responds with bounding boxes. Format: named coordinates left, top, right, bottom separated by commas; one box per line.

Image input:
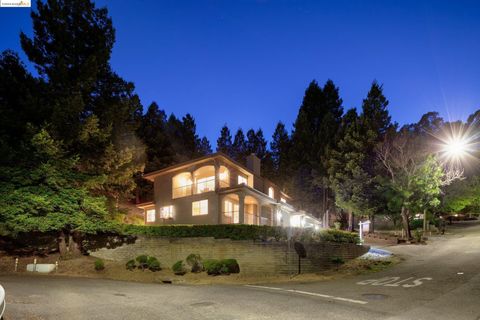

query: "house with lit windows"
left=136, top=153, right=321, bottom=228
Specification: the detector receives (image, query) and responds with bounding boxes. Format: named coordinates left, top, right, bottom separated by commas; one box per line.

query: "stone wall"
left=90, top=237, right=369, bottom=275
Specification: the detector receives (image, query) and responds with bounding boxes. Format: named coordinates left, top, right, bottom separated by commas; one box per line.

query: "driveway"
left=1, top=221, right=480, bottom=320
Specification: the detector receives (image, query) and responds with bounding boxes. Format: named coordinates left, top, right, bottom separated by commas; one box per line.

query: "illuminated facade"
left=137, top=153, right=321, bottom=228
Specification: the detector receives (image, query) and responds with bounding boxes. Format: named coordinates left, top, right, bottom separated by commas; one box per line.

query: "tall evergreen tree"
left=137, top=102, right=175, bottom=172
left=270, top=122, right=291, bottom=187
left=197, top=136, right=212, bottom=156
left=216, top=125, right=233, bottom=156
left=290, top=80, right=343, bottom=217
left=18, top=0, right=144, bottom=207
left=232, top=128, right=247, bottom=162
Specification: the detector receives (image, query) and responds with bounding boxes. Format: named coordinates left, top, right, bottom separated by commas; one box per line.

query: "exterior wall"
left=90, top=237, right=369, bottom=275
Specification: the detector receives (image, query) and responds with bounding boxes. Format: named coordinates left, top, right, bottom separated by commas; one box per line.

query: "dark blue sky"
left=1, top=0, right=479, bottom=145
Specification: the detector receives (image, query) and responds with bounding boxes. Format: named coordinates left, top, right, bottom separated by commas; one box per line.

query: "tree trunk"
left=370, top=215, right=375, bottom=234
left=401, top=206, right=411, bottom=239
left=68, top=233, right=82, bottom=257
left=58, top=230, right=67, bottom=258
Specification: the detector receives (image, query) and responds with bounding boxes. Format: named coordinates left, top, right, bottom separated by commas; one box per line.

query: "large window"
left=224, top=200, right=239, bottom=224
left=160, top=206, right=173, bottom=219
left=172, top=172, right=193, bottom=199
left=196, top=176, right=215, bottom=193
left=192, top=200, right=208, bottom=216
left=146, top=209, right=156, bottom=222
left=238, top=175, right=247, bottom=185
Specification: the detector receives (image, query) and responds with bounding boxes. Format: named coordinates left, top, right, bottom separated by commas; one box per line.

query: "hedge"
left=317, top=229, right=359, bottom=244
left=122, top=224, right=286, bottom=241
left=122, top=224, right=360, bottom=244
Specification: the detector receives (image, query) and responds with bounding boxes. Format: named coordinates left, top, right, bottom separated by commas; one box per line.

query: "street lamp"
left=442, top=137, right=469, bottom=161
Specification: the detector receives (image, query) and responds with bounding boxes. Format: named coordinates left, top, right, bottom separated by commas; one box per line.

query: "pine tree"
left=232, top=128, right=247, bottom=162
left=197, top=137, right=212, bottom=155
left=216, top=125, right=233, bottom=156
left=270, top=122, right=291, bottom=187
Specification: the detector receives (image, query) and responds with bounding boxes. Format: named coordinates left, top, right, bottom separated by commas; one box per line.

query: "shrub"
left=186, top=253, right=203, bottom=273
left=203, top=259, right=223, bottom=275
left=331, top=256, right=345, bottom=270
left=172, top=260, right=187, bottom=275
left=147, top=256, right=161, bottom=271
left=203, top=259, right=240, bottom=275
left=413, top=229, right=423, bottom=243
left=319, top=229, right=359, bottom=244
left=410, top=219, right=423, bottom=230
left=221, top=259, right=240, bottom=274
left=125, top=259, right=136, bottom=271
left=136, top=254, right=149, bottom=271
left=94, top=259, right=105, bottom=271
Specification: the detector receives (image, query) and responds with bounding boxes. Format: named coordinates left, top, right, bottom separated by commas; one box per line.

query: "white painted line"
left=244, top=285, right=368, bottom=305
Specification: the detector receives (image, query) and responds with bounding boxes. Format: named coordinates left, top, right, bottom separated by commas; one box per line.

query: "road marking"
left=244, top=285, right=368, bottom=305
left=357, top=277, right=432, bottom=288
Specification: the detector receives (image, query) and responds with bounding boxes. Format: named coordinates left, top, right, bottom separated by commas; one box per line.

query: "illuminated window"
left=268, top=187, right=274, bottom=198
left=219, top=166, right=230, bottom=187
left=196, top=176, right=215, bottom=193
left=280, top=197, right=287, bottom=203
left=238, top=175, right=247, bottom=185
left=172, top=172, right=192, bottom=198
left=192, top=200, right=208, bottom=216
left=160, top=206, right=173, bottom=219
left=146, top=209, right=156, bottom=222
left=224, top=200, right=239, bottom=223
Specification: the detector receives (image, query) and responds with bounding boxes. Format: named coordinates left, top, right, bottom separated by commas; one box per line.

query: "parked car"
left=0, top=284, right=5, bottom=319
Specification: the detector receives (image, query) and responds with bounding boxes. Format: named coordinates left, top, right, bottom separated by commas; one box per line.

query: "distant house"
left=137, top=153, right=321, bottom=228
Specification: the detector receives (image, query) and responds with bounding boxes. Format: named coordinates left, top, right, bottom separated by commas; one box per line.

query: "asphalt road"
left=1, top=221, right=480, bottom=320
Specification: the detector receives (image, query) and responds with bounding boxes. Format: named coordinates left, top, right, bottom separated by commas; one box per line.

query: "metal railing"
left=172, top=184, right=193, bottom=199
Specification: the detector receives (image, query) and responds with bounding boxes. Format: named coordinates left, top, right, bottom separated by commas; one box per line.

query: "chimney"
left=246, top=153, right=261, bottom=176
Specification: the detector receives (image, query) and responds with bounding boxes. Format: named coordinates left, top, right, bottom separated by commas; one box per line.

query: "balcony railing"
left=172, top=184, right=193, bottom=199
left=195, top=178, right=215, bottom=194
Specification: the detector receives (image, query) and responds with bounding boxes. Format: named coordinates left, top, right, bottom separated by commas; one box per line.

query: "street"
left=1, top=221, right=480, bottom=320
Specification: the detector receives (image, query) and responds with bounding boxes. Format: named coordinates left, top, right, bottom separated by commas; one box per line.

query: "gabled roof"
left=142, top=152, right=253, bottom=181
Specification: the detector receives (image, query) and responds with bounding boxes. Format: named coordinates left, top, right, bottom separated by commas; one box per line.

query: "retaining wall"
left=90, top=237, right=369, bottom=275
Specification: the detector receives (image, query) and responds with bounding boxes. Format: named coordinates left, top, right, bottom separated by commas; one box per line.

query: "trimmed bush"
left=203, top=259, right=223, bottom=275
left=221, top=259, right=240, bottom=274
left=186, top=253, right=203, bottom=273
left=319, top=229, right=359, bottom=244
left=136, top=254, right=149, bottom=271
left=203, top=259, right=240, bottom=275
left=94, top=259, right=105, bottom=271
left=123, top=224, right=286, bottom=241
left=147, top=256, right=161, bottom=271
left=172, top=260, right=187, bottom=275
left=126, top=259, right=136, bottom=271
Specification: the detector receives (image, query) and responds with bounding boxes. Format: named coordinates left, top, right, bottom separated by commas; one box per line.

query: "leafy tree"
left=216, top=125, right=233, bottom=156
left=0, top=129, right=116, bottom=256
left=442, top=177, right=480, bottom=213
left=17, top=0, right=144, bottom=208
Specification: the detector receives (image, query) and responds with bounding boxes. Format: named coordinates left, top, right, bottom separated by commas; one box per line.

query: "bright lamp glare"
left=444, top=138, right=468, bottom=157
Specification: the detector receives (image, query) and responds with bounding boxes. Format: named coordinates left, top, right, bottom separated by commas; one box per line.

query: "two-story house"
left=136, top=153, right=321, bottom=228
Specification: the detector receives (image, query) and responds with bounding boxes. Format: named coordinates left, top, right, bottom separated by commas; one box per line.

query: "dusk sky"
left=1, top=0, right=479, bottom=144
